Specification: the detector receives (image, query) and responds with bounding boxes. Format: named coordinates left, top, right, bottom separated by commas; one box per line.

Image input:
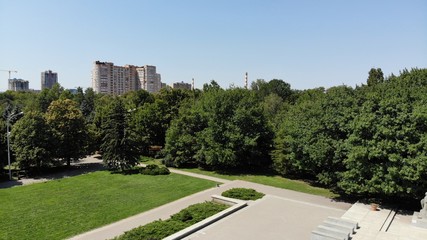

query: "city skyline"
left=0, top=0, right=426, bottom=92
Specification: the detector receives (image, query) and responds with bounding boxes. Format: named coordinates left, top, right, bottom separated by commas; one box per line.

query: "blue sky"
left=0, top=0, right=426, bottom=91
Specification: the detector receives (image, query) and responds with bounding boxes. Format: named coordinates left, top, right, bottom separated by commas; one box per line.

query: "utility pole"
left=0, top=69, right=18, bottom=79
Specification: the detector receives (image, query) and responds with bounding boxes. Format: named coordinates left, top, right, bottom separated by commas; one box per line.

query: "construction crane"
left=0, top=69, right=18, bottom=79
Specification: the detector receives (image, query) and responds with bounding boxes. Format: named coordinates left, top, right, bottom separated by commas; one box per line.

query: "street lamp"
left=7, top=111, right=23, bottom=180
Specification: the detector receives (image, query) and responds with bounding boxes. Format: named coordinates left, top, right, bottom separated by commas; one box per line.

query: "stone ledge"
left=164, top=195, right=248, bottom=240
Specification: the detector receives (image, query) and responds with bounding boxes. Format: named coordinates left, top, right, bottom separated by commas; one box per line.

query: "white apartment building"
left=92, top=61, right=161, bottom=95
left=92, top=61, right=140, bottom=95
left=137, top=65, right=162, bottom=93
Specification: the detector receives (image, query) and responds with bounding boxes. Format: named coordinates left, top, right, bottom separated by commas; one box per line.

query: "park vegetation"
left=1, top=68, right=427, bottom=203
left=114, top=201, right=228, bottom=240
left=221, top=188, right=265, bottom=200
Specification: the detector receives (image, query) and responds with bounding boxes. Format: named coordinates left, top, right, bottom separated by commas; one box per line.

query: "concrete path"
left=169, top=168, right=232, bottom=184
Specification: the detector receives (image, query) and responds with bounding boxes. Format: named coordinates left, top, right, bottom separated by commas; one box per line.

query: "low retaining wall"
left=164, top=195, right=248, bottom=240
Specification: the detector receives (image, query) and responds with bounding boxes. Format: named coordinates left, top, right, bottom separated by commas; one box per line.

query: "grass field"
left=180, top=168, right=339, bottom=198
left=139, top=158, right=338, bottom=198
left=0, top=171, right=216, bottom=240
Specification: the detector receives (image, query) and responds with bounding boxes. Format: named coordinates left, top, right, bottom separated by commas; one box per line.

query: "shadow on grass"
left=0, top=160, right=106, bottom=189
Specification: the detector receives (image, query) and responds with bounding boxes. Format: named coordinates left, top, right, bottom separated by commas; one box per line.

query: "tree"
left=163, top=101, right=207, bottom=167
left=339, top=69, right=427, bottom=199
left=123, top=89, right=153, bottom=110
left=45, top=99, right=87, bottom=166
left=100, top=97, right=140, bottom=170
left=251, top=79, right=294, bottom=102
left=81, top=88, right=97, bottom=121
left=133, top=89, right=191, bottom=150
left=10, top=111, right=53, bottom=171
left=367, top=68, right=384, bottom=86
left=37, top=83, right=64, bottom=112
left=164, top=88, right=273, bottom=171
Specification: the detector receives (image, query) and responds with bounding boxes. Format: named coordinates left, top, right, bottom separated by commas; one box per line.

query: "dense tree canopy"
left=164, top=88, right=273, bottom=171
left=273, top=68, right=427, bottom=200
left=2, top=69, right=427, bottom=203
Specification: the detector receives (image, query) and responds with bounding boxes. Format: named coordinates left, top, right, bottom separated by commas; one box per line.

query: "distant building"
left=137, top=65, right=162, bottom=93
left=92, top=61, right=162, bottom=95
left=92, top=61, right=140, bottom=95
left=41, top=70, right=58, bottom=89
left=172, top=81, right=192, bottom=90
left=8, top=78, right=29, bottom=91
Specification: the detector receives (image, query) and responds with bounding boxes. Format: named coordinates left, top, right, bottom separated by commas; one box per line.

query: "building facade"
left=172, top=81, right=192, bottom=90
left=92, top=61, right=161, bottom=95
left=41, top=70, right=58, bottom=89
left=8, top=78, right=29, bottom=91
left=137, top=65, right=162, bottom=93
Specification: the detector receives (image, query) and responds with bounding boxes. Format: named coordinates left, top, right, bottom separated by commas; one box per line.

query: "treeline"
left=1, top=68, right=427, bottom=201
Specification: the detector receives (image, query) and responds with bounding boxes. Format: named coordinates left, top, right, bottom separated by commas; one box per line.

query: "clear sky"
left=0, top=0, right=426, bottom=91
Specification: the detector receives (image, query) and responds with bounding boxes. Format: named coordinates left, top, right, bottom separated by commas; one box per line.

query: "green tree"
left=251, top=79, right=294, bottom=102
left=367, top=68, right=384, bottom=86
left=165, top=88, right=272, bottom=170
left=100, top=97, right=140, bottom=170
left=164, top=101, right=207, bottom=167
left=339, top=69, right=427, bottom=199
left=37, top=83, right=64, bottom=112
left=133, top=89, right=191, bottom=150
left=45, top=99, right=87, bottom=166
left=10, top=111, right=53, bottom=171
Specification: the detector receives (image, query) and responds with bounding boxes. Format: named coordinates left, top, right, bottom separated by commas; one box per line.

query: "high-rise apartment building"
left=92, top=61, right=161, bottom=95
left=8, top=78, right=29, bottom=91
left=41, top=70, right=58, bottom=89
left=137, top=65, right=162, bottom=93
left=92, top=61, right=140, bottom=95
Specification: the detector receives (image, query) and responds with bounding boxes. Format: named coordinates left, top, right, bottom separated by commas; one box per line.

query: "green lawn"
left=180, top=168, right=339, bottom=198
left=0, top=171, right=216, bottom=240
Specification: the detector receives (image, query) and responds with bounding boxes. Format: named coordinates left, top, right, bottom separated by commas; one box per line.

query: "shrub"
left=170, top=202, right=228, bottom=224
left=221, top=188, right=265, bottom=200
left=114, top=219, right=187, bottom=240
left=139, top=164, right=170, bottom=175
left=115, top=201, right=228, bottom=240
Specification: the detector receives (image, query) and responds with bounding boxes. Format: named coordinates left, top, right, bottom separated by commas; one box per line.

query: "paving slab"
left=184, top=195, right=346, bottom=240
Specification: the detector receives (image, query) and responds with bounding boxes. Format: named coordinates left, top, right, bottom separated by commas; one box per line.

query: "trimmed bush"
left=139, top=164, right=170, bottom=175
left=221, top=188, right=265, bottom=200
left=170, top=201, right=228, bottom=224
left=114, top=219, right=187, bottom=240
left=114, top=201, right=228, bottom=240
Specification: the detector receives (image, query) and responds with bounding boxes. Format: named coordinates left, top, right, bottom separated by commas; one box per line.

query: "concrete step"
left=321, top=221, right=354, bottom=234
left=316, top=225, right=350, bottom=239
left=327, top=216, right=359, bottom=229
left=311, top=230, right=347, bottom=240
